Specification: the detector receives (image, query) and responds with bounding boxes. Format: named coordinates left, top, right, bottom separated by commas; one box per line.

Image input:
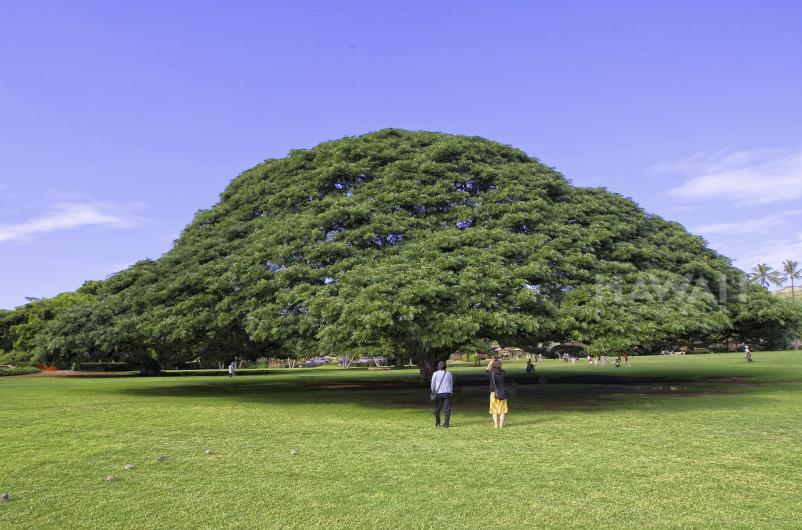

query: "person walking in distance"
left=430, top=361, right=454, bottom=428
left=488, top=360, right=509, bottom=429
left=526, top=358, right=535, bottom=375
left=228, top=360, right=236, bottom=378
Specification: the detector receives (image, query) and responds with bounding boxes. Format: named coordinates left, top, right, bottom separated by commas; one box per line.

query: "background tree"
left=0, top=291, right=95, bottom=366
left=731, top=284, right=802, bottom=349
left=750, top=263, right=781, bottom=288
left=780, top=259, right=800, bottom=304
left=780, top=259, right=801, bottom=348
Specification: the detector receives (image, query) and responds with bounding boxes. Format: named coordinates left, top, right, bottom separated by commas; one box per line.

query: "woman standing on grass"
left=488, top=360, right=509, bottom=429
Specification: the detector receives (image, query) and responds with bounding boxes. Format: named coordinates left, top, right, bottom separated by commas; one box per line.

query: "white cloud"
left=694, top=210, right=802, bottom=235
left=735, top=233, right=802, bottom=272
left=658, top=148, right=802, bottom=205
left=0, top=202, right=141, bottom=243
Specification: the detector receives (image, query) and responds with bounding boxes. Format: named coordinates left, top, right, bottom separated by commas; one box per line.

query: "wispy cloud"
left=657, top=148, right=802, bottom=205
left=694, top=209, right=802, bottom=235
left=736, top=233, right=802, bottom=272
left=0, top=202, right=142, bottom=243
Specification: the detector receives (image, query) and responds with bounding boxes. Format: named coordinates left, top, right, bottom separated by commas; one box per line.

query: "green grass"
left=2, top=352, right=801, bottom=529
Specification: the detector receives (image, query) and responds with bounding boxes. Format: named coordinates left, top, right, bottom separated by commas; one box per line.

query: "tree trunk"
left=138, top=357, right=161, bottom=376
left=417, top=349, right=454, bottom=384
left=419, top=358, right=434, bottom=385
left=794, top=280, right=798, bottom=349
left=395, top=356, right=403, bottom=368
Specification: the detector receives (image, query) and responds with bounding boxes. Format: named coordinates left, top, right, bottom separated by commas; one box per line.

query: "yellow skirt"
left=489, top=392, right=509, bottom=414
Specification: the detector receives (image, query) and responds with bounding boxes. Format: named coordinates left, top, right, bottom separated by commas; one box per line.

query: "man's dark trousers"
left=434, top=393, right=452, bottom=427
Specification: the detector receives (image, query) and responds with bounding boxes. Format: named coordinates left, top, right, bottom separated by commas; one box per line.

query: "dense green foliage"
left=0, top=366, right=38, bottom=376
left=0, top=289, right=95, bottom=367
left=1, top=352, right=801, bottom=528
left=2, top=130, right=800, bottom=373
left=732, top=285, right=802, bottom=348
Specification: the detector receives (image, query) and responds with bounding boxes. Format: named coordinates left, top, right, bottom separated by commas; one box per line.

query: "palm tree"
left=780, top=260, right=802, bottom=350
left=780, top=260, right=800, bottom=304
left=749, top=263, right=782, bottom=288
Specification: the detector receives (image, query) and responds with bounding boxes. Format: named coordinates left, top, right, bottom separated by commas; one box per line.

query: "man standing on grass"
left=431, top=361, right=454, bottom=428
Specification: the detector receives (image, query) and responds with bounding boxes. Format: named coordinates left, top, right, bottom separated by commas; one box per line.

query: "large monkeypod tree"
left=33, top=130, right=762, bottom=377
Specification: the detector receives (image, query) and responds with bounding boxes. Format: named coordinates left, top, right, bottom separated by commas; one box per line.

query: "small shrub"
left=74, top=362, right=132, bottom=372
left=0, top=366, right=39, bottom=377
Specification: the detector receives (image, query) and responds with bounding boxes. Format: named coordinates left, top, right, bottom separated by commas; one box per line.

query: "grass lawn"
left=1, top=351, right=801, bottom=529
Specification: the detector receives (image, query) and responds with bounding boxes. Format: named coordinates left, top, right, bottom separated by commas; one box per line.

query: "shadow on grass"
left=113, top=369, right=776, bottom=415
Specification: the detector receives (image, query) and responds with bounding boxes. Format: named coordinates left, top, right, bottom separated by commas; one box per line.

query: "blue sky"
left=2, top=1, right=801, bottom=309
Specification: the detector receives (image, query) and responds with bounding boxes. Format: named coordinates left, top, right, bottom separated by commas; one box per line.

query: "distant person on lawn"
left=228, top=360, right=236, bottom=378
left=488, top=360, right=509, bottom=429
left=526, top=358, right=535, bottom=374
left=745, top=345, right=752, bottom=363
left=431, top=361, right=454, bottom=428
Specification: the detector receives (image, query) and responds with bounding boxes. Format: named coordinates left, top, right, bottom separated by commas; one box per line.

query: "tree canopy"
left=3, top=130, right=800, bottom=374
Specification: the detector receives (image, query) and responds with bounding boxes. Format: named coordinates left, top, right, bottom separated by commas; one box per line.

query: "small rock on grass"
left=155, top=455, right=168, bottom=463
left=123, top=464, right=135, bottom=470
left=0, top=492, right=9, bottom=501
left=105, top=475, right=120, bottom=482
left=289, top=449, right=299, bottom=456
left=204, top=449, right=214, bottom=455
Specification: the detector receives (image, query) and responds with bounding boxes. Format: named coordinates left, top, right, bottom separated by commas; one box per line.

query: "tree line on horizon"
left=2, top=130, right=801, bottom=375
